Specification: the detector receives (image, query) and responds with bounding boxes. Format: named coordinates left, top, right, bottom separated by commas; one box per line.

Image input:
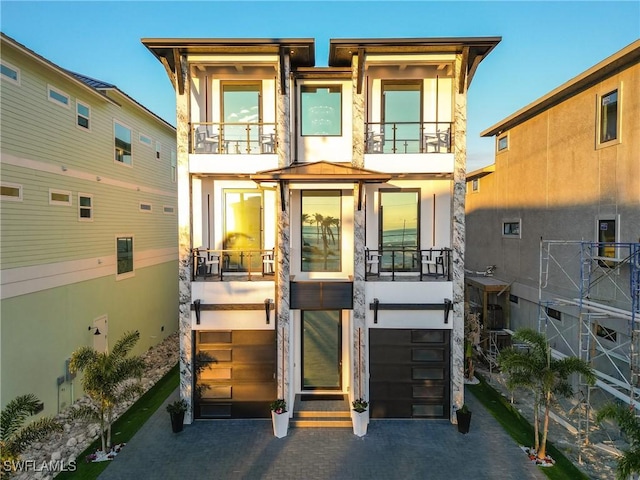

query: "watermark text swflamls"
left=2, top=459, right=77, bottom=473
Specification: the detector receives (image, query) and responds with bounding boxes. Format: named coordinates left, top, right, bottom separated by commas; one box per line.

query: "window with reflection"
left=222, top=83, right=261, bottom=153
left=224, top=190, right=263, bottom=271
left=599, top=90, right=618, bottom=143
left=114, top=122, right=132, bottom=165
left=301, top=191, right=341, bottom=271
left=379, top=190, right=419, bottom=271
left=301, top=86, right=342, bottom=136
left=383, top=82, right=422, bottom=153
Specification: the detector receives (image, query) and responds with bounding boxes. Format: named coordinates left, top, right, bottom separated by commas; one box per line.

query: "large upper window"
left=117, top=236, right=134, bottom=277
left=301, top=86, right=342, bottom=136
left=223, top=83, right=261, bottom=154
left=599, top=89, right=618, bottom=144
left=114, top=121, right=132, bottom=165
left=379, top=190, right=419, bottom=271
left=383, top=82, right=421, bottom=153
left=301, top=191, right=342, bottom=271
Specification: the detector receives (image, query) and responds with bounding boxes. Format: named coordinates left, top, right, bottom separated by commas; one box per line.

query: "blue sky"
left=1, top=1, right=638, bottom=170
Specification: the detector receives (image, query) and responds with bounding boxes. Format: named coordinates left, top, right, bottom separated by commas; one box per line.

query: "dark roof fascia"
left=329, top=37, right=500, bottom=90
left=141, top=37, right=316, bottom=69
left=1, top=32, right=119, bottom=107
left=481, top=39, right=640, bottom=138
left=466, top=164, right=495, bottom=181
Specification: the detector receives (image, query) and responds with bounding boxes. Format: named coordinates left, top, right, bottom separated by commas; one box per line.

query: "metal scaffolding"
left=538, top=240, right=640, bottom=451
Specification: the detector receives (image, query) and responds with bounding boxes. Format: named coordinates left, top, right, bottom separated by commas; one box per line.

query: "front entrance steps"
left=290, top=394, right=351, bottom=428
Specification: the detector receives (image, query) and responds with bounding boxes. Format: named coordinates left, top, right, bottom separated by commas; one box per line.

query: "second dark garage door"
left=369, top=329, right=450, bottom=418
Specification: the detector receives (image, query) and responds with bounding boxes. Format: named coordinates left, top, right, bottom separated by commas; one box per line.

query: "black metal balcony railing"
left=192, top=247, right=275, bottom=281
left=192, top=123, right=276, bottom=155
left=365, top=248, right=452, bottom=281
left=365, top=122, right=453, bottom=154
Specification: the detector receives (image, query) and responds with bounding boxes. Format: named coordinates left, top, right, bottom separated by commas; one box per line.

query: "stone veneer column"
left=175, top=64, right=194, bottom=423
left=276, top=53, right=291, bottom=402
left=451, top=54, right=467, bottom=421
left=351, top=53, right=367, bottom=400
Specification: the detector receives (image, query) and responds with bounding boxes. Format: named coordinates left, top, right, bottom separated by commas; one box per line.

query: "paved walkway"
left=98, top=389, right=547, bottom=480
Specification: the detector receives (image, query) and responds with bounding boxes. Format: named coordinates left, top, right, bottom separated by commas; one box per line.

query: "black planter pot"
left=170, top=412, right=185, bottom=433
left=456, top=410, right=472, bottom=434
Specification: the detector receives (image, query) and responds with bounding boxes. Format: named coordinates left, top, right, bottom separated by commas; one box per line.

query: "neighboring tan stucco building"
left=0, top=33, right=179, bottom=417
left=143, top=36, right=500, bottom=426
left=466, top=40, right=639, bottom=409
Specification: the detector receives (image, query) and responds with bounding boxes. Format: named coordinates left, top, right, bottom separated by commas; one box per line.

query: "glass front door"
left=302, top=311, right=342, bottom=390
left=383, top=82, right=422, bottom=153
left=223, top=190, right=262, bottom=271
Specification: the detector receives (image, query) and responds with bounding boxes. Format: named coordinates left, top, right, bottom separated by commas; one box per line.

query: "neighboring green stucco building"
left=0, top=32, right=179, bottom=417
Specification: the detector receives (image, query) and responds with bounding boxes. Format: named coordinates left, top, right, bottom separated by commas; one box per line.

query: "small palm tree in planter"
left=456, top=404, right=472, bottom=434
left=351, top=398, right=369, bottom=437
left=269, top=399, right=288, bottom=438
left=166, top=399, right=188, bottom=433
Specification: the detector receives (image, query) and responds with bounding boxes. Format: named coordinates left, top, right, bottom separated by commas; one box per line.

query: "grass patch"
left=57, top=363, right=179, bottom=480
left=468, top=373, right=589, bottom=480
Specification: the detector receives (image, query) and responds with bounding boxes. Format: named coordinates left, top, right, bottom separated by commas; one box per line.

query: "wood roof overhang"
left=251, top=161, right=392, bottom=211
left=141, top=38, right=315, bottom=94
left=328, top=37, right=501, bottom=93
left=250, top=161, right=392, bottom=183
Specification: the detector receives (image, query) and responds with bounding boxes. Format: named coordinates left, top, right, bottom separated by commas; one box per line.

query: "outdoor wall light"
left=61, top=165, right=68, bottom=171
left=194, top=299, right=201, bottom=325
left=88, top=326, right=101, bottom=335
left=96, top=176, right=101, bottom=182
left=264, top=298, right=273, bottom=324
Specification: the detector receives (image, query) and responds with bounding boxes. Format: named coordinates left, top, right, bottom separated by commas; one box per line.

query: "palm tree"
left=1, top=394, right=62, bottom=471
left=498, top=328, right=595, bottom=460
left=69, top=330, right=145, bottom=453
left=313, top=213, right=323, bottom=242
left=596, top=402, right=640, bottom=479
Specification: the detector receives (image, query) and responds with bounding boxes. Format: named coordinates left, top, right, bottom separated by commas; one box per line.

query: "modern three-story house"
left=143, top=36, right=500, bottom=424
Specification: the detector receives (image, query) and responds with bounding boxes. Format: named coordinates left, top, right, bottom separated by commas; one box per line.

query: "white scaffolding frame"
left=538, top=240, right=640, bottom=455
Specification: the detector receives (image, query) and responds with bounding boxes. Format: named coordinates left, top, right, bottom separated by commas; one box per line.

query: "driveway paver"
left=98, top=390, right=547, bottom=480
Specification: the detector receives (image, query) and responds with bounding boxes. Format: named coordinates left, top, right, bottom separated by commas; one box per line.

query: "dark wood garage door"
left=369, top=329, right=450, bottom=418
left=194, top=330, right=276, bottom=419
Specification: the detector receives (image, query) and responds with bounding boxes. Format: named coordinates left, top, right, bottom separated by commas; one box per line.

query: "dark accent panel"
left=290, top=281, right=353, bottom=309
left=195, top=330, right=276, bottom=419
left=370, top=329, right=450, bottom=419
left=300, top=394, right=345, bottom=401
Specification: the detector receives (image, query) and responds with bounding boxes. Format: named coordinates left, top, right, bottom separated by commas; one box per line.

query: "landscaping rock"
left=13, top=332, right=178, bottom=480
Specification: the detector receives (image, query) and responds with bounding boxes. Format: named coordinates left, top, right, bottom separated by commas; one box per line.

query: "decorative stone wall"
left=351, top=52, right=367, bottom=400
left=450, top=53, right=467, bottom=421
left=15, top=333, right=179, bottom=480
left=276, top=53, right=291, bottom=403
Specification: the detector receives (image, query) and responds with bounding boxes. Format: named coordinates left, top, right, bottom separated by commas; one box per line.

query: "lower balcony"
left=365, top=248, right=451, bottom=282
left=192, top=248, right=275, bottom=282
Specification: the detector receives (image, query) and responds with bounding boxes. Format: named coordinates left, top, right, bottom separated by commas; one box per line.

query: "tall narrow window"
left=599, top=90, right=618, bottom=143
left=379, top=190, right=419, bottom=272
left=114, top=122, right=132, bottom=165
left=116, top=236, right=134, bottom=277
left=383, top=82, right=421, bottom=153
left=77, top=102, right=90, bottom=130
left=222, top=83, right=261, bottom=154
left=597, top=217, right=617, bottom=260
left=223, top=190, right=263, bottom=271
left=170, top=150, right=177, bottom=182
left=301, top=191, right=342, bottom=271
left=301, top=86, right=342, bottom=136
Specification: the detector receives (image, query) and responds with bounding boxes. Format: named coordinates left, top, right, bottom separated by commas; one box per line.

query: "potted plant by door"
left=270, top=399, right=288, bottom=438
left=456, top=404, right=472, bottom=434
left=166, top=399, right=188, bottom=433
left=351, top=398, right=369, bottom=437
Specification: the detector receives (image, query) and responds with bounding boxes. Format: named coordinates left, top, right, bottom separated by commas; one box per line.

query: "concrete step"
left=291, top=409, right=352, bottom=428
left=291, top=418, right=352, bottom=428
left=295, top=410, right=350, bottom=418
